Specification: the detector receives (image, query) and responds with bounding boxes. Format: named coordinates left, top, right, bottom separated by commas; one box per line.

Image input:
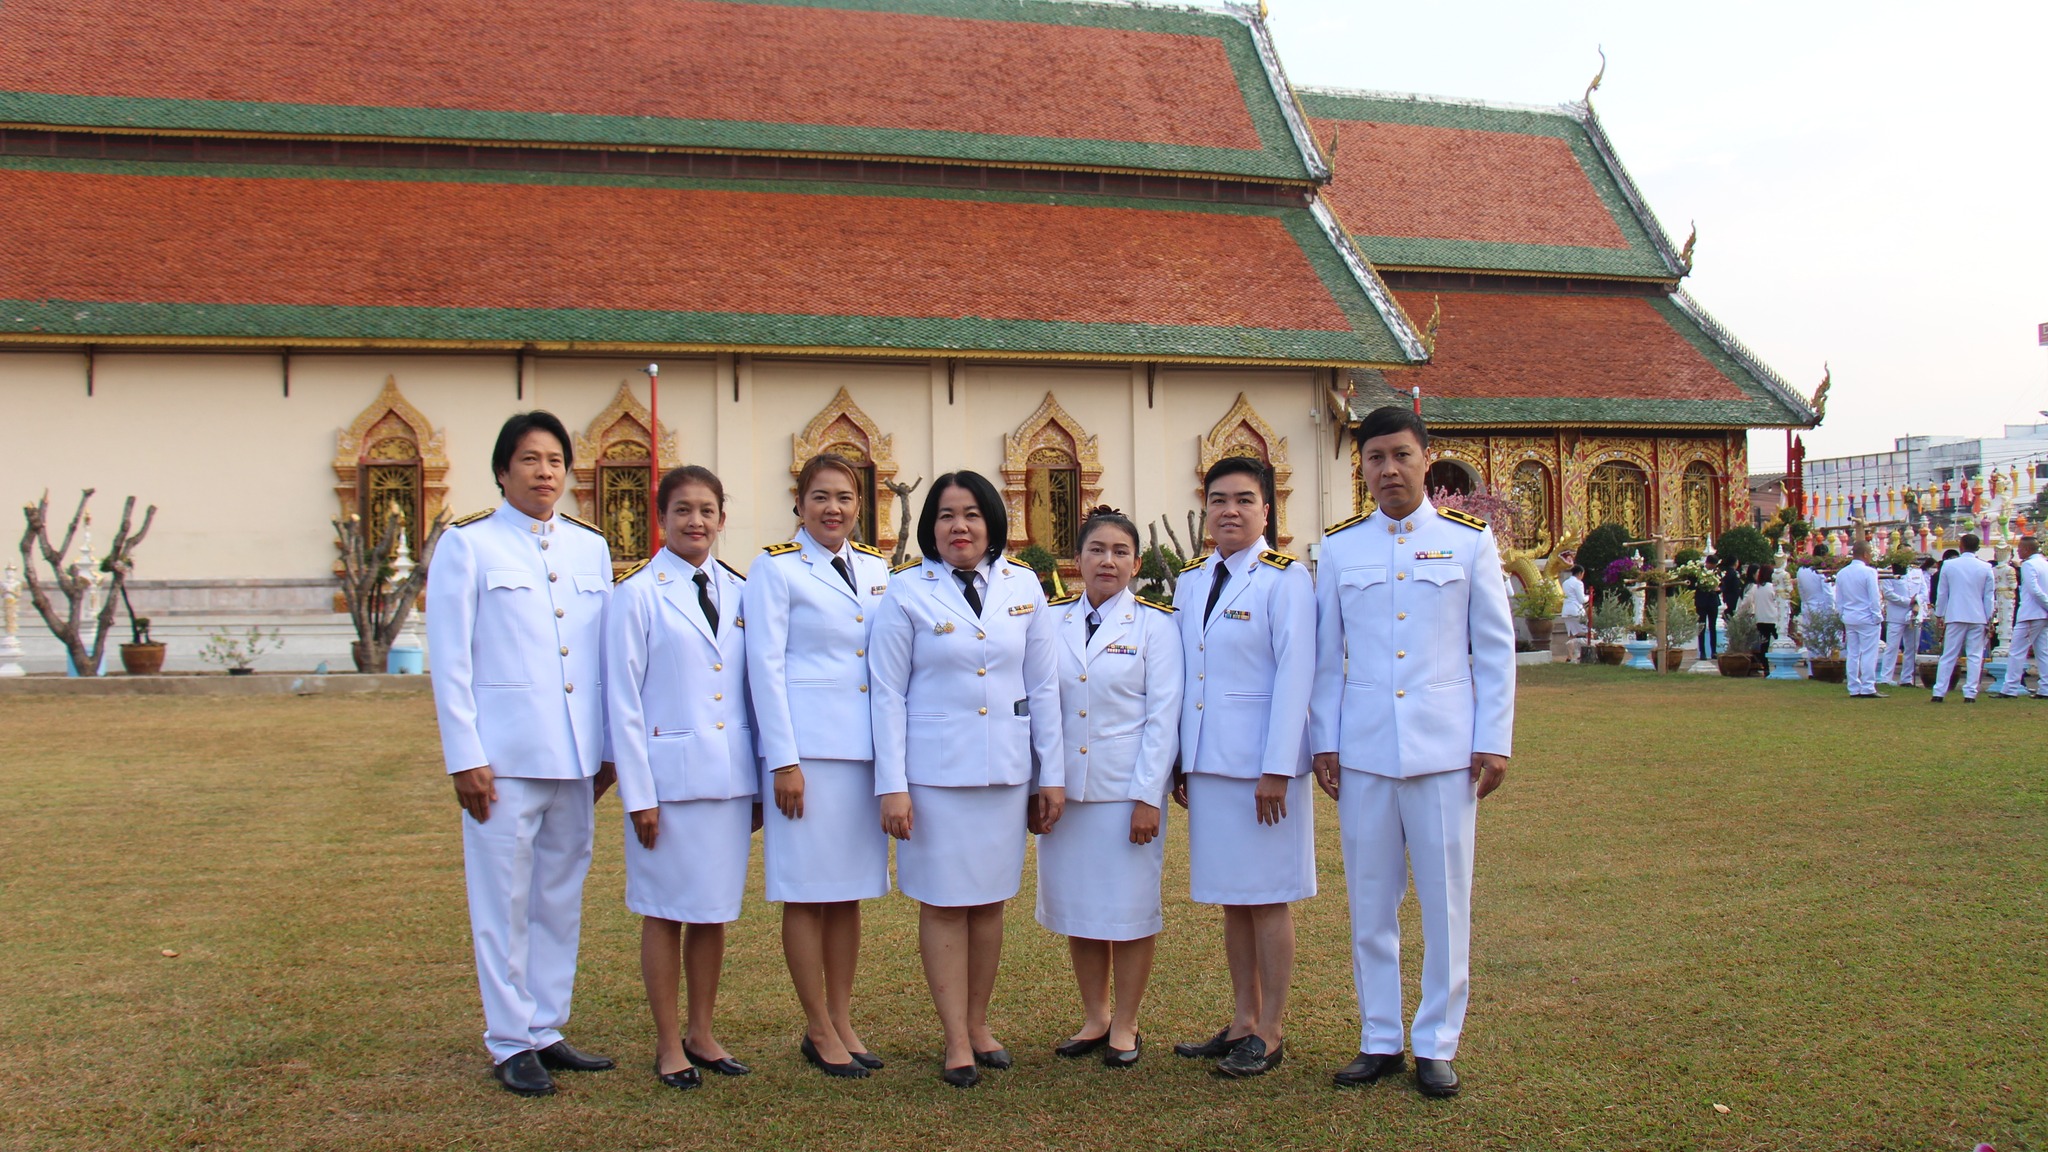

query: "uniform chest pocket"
left=486, top=568, right=535, bottom=592
left=1415, top=563, right=1465, bottom=588
left=1340, top=567, right=1387, bottom=591
left=573, top=573, right=606, bottom=594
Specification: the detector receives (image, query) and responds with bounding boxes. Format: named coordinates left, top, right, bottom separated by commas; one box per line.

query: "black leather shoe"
left=1333, top=1051, right=1404, bottom=1087
left=654, top=1059, right=701, bottom=1091
left=1414, top=1057, right=1460, bottom=1097
left=800, top=1035, right=869, bottom=1079
left=492, top=1050, right=556, bottom=1097
left=1103, top=1036, right=1142, bottom=1069
left=973, top=1047, right=1013, bottom=1070
left=535, top=1040, right=614, bottom=1073
left=1929, top=695, right=1944, bottom=703
left=1964, top=695, right=1977, bottom=703
left=1055, top=1033, right=1110, bottom=1058
left=1215, top=1036, right=1282, bottom=1078
left=941, top=1063, right=980, bottom=1088
left=683, top=1046, right=750, bottom=1077
left=1174, top=1026, right=1247, bottom=1059
left=849, top=1049, right=884, bottom=1070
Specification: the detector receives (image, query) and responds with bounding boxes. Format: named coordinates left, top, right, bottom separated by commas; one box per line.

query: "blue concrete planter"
left=1622, top=640, right=1656, bottom=670
left=386, top=645, right=426, bottom=675
left=1766, top=649, right=1804, bottom=680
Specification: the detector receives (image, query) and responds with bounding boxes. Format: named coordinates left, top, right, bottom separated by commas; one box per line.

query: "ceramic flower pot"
left=119, top=642, right=166, bottom=676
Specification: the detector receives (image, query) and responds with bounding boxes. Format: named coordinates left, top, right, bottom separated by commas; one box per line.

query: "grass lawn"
left=0, top=665, right=2041, bottom=1151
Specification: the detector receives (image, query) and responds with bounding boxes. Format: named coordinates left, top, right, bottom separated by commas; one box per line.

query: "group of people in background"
left=427, top=406, right=1516, bottom=1101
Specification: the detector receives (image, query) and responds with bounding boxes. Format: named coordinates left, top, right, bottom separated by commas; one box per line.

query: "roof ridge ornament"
left=1809, top=364, right=1831, bottom=425
left=1583, top=46, right=1606, bottom=108
left=1679, top=222, right=1697, bottom=274
left=1421, top=295, right=1443, bottom=358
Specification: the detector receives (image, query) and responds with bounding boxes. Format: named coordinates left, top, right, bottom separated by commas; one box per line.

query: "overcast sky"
left=1263, top=0, right=2048, bottom=471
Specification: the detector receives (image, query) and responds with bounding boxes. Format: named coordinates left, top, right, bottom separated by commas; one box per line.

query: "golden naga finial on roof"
left=1258, top=0, right=1269, bottom=19
left=1421, top=295, right=1443, bottom=358
left=1678, top=221, right=1697, bottom=273
left=1583, top=46, right=1606, bottom=107
left=1809, top=363, right=1832, bottom=423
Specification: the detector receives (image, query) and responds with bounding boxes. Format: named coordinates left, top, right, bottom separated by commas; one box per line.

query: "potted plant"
left=200, top=626, right=282, bottom=676
left=1512, top=578, right=1564, bottom=651
left=1591, top=597, right=1633, bottom=665
left=1803, top=608, right=1847, bottom=682
left=1719, top=608, right=1759, bottom=676
left=1013, top=544, right=1064, bottom=598
left=1654, top=595, right=1699, bottom=672
left=115, top=564, right=165, bottom=676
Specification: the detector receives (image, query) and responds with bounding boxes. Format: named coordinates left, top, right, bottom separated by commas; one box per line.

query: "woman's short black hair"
left=1075, top=505, right=1140, bottom=554
left=491, top=411, right=573, bottom=493
left=1203, top=455, right=1275, bottom=515
left=658, top=465, right=725, bottom=515
left=1352, top=405, right=1431, bottom=450
left=917, top=470, right=1007, bottom=563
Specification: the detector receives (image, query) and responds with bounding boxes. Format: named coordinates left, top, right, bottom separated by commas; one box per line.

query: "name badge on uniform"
left=870, top=584, right=888, bottom=596
left=734, top=616, right=745, bottom=629
left=1223, top=608, right=1251, bottom=621
left=1104, top=643, right=1139, bottom=656
left=1008, top=602, right=1036, bottom=616
left=934, top=621, right=956, bottom=635
left=1415, top=550, right=1455, bottom=560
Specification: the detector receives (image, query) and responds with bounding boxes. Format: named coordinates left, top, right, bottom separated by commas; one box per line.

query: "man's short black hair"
left=491, top=411, right=573, bottom=493
left=1811, top=542, right=1829, bottom=558
left=917, top=470, right=1007, bottom=564
left=1960, top=533, right=1980, bottom=553
left=1352, top=405, right=1430, bottom=450
left=1203, top=455, right=1277, bottom=517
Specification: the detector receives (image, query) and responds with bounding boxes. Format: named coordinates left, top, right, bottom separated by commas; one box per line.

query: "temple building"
left=1302, top=89, right=1818, bottom=558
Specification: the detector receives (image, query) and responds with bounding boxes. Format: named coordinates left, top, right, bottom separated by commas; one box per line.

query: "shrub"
left=1716, top=524, right=1774, bottom=568
left=1801, top=608, right=1845, bottom=656
left=1014, top=544, right=1062, bottom=597
left=1673, top=547, right=1704, bottom=567
left=1513, top=578, right=1564, bottom=618
left=1578, top=522, right=1633, bottom=605
left=1656, top=593, right=1699, bottom=647
left=1725, top=606, right=1759, bottom=652
left=1591, top=595, right=1636, bottom=644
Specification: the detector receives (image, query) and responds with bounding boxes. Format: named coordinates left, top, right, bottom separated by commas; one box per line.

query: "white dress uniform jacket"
left=2016, top=553, right=2048, bottom=624
left=1834, top=560, right=1881, bottom=628
left=428, top=501, right=612, bottom=778
left=1935, top=553, right=1995, bottom=624
left=744, top=529, right=893, bottom=773
left=1172, top=540, right=1314, bottom=779
left=1561, top=574, right=1588, bottom=619
left=1310, top=500, right=1517, bottom=776
left=1881, top=573, right=1915, bottom=622
left=1048, top=586, right=1183, bottom=804
left=869, top=556, right=1064, bottom=794
left=2003, top=552, right=2048, bottom=697
left=1796, top=564, right=1835, bottom=619
left=604, top=548, right=755, bottom=814
left=1907, top=567, right=1931, bottom=617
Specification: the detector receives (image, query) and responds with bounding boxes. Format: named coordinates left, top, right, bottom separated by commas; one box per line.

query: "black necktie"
left=1203, top=562, right=1232, bottom=623
left=1086, top=610, right=1100, bottom=643
left=831, top=555, right=856, bottom=590
left=955, top=569, right=982, bottom=617
left=694, top=571, right=719, bottom=632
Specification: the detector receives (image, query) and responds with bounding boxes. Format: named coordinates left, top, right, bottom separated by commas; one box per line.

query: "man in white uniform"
left=1931, top=533, right=1995, bottom=703
left=1559, top=564, right=1588, bottom=661
left=1877, top=558, right=1917, bottom=688
left=428, top=411, right=617, bottom=1096
left=1996, top=535, right=2046, bottom=698
left=1795, top=546, right=1835, bottom=656
left=1835, top=543, right=1884, bottom=698
left=1311, top=407, right=1516, bottom=1099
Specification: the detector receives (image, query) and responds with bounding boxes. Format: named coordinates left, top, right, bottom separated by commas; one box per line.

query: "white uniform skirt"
left=1186, top=772, right=1317, bottom=906
left=623, top=797, right=753, bottom=924
left=897, top=782, right=1027, bottom=907
left=1035, top=799, right=1165, bottom=940
left=763, top=758, right=891, bottom=903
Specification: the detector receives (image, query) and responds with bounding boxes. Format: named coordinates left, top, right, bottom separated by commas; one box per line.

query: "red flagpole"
left=643, top=363, right=661, bottom=560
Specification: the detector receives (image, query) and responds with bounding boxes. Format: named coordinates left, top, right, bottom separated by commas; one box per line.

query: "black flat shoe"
left=1174, top=1026, right=1248, bottom=1059
left=535, top=1040, right=615, bottom=1073
left=973, top=1047, right=1013, bottom=1070
left=654, top=1059, right=701, bottom=1091
left=492, top=1050, right=556, bottom=1096
left=683, top=1046, right=750, bottom=1077
left=849, top=1049, right=884, bottom=1070
left=1055, top=1033, right=1110, bottom=1058
left=1333, top=1051, right=1404, bottom=1087
left=1414, top=1057, right=1460, bottom=1098
left=800, top=1034, right=870, bottom=1079
left=1103, top=1036, right=1142, bottom=1068
left=941, top=1063, right=980, bottom=1088
left=1214, top=1036, right=1282, bottom=1078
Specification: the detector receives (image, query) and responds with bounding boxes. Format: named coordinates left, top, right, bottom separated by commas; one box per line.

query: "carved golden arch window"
left=1350, top=442, right=1377, bottom=518
left=1680, top=460, right=1718, bottom=546
left=1002, top=393, right=1102, bottom=558
left=792, top=387, right=899, bottom=552
left=334, top=375, right=448, bottom=553
left=1510, top=461, right=1554, bottom=552
left=573, top=382, right=676, bottom=570
left=1198, top=393, right=1293, bottom=548
left=1587, top=460, right=1650, bottom=539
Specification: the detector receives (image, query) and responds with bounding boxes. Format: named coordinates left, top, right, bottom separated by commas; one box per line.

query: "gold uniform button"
left=714, top=693, right=723, bottom=701
left=1198, top=673, right=1205, bottom=680
left=1398, top=612, right=1408, bottom=620
left=1397, top=537, right=1406, bottom=544
left=1196, top=701, right=1204, bottom=710
left=855, top=614, right=864, bottom=623
left=1198, top=643, right=1205, bottom=651
left=855, top=648, right=865, bottom=657
left=716, top=722, right=725, bottom=730
left=978, top=707, right=988, bottom=715
left=554, top=608, right=565, bottom=618
left=859, top=685, right=868, bottom=693
left=1397, top=651, right=1407, bottom=659
left=1078, top=674, right=1087, bottom=682
left=977, top=668, right=987, bottom=676
left=976, top=631, right=986, bottom=640
left=548, top=571, right=558, bottom=582
left=1078, top=710, right=1087, bottom=718
left=1079, top=747, right=1088, bottom=755
left=559, top=646, right=569, bottom=656
left=1396, top=690, right=1406, bottom=698
left=712, top=663, right=722, bottom=671
left=1397, top=572, right=1407, bottom=580
left=541, top=539, right=550, bottom=550
left=564, top=683, right=574, bottom=693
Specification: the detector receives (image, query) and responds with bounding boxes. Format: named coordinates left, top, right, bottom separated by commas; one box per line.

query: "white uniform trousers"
left=1338, top=767, right=1476, bottom=1061
left=1934, top=622, right=1988, bottom=699
left=1878, top=617, right=1916, bottom=685
left=1844, top=623, right=1881, bottom=695
left=2001, top=619, right=2046, bottom=696
left=462, top=775, right=594, bottom=1063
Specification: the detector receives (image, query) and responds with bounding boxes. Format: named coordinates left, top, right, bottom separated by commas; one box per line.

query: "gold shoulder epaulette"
left=762, top=541, right=801, bottom=556
left=1259, top=550, right=1298, bottom=570
left=717, top=558, right=746, bottom=581
left=1001, top=555, right=1033, bottom=570
left=850, top=541, right=887, bottom=558
left=1136, top=595, right=1178, bottom=614
left=1180, top=555, right=1208, bottom=573
left=613, top=558, right=649, bottom=584
left=1048, top=591, right=1082, bottom=606
left=559, top=512, right=603, bottom=535
left=1325, top=512, right=1369, bottom=536
left=1438, top=507, right=1488, bottom=531
left=451, top=508, right=493, bottom=528
left=892, top=558, right=922, bottom=574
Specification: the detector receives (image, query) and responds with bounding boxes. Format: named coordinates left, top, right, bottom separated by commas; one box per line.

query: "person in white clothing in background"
left=1995, top=535, right=2047, bottom=698
left=1877, top=556, right=1918, bottom=688
left=1795, top=544, right=1836, bottom=655
left=1560, top=564, right=1588, bottom=661
left=1931, top=533, right=1995, bottom=703
left=1835, top=542, right=1884, bottom=698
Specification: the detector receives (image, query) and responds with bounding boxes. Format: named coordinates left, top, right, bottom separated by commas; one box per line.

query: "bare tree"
left=884, top=475, right=923, bottom=567
left=335, top=504, right=448, bottom=673
left=19, top=489, right=155, bottom=675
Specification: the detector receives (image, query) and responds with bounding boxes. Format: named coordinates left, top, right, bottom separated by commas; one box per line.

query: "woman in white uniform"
left=1037, top=507, right=1182, bottom=1068
left=869, top=470, right=1064, bottom=1087
left=742, top=453, right=894, bottom=1079
left=605, top=465, right=757, bottom=1091
left=1168, top=456, right=1316, bottom=1079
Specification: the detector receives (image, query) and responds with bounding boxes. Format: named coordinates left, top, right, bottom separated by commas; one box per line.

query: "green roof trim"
left=1298, top=89, right=1683, bottom=279
left=0, top=2, right=1319, bottom=180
